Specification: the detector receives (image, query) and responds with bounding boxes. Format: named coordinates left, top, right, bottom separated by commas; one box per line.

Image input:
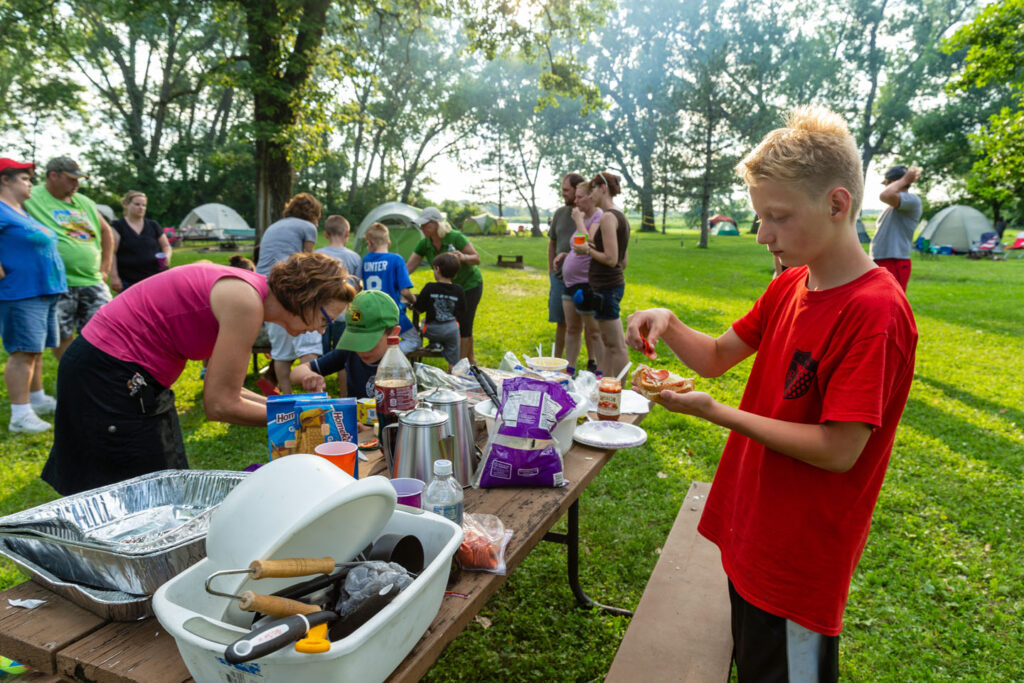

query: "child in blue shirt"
left=361, top=222, right=419, bottom=353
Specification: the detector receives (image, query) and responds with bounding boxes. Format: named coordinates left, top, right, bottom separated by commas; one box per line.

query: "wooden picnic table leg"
left=543, top=500, right=634, bottom=617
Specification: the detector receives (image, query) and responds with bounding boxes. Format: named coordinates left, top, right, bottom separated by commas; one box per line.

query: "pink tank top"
left=82, top=264, right=268, bottom=387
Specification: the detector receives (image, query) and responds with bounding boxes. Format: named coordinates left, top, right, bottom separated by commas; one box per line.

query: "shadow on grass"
left=898, top=394, right=1024, bottom=479
left=914, top=374, right=1024, bottom=429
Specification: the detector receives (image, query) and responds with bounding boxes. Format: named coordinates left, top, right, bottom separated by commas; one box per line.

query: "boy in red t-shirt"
left=626, top=106, right=917, bottom=680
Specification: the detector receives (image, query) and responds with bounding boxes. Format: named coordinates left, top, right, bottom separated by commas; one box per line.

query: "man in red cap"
left=23, top=156, right=114, bottom=360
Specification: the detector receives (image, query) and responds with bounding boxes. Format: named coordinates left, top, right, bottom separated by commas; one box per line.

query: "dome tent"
left=352, top=201, right=426, bottom=259
left=918, top=205, right=992, bottom=254
left=178, top=203, right=253, bottom=240
left=462, top=213, right=508, bottom=235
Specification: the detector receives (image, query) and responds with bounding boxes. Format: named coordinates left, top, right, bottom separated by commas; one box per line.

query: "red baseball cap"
left=0, top=158, right=34, bottom=174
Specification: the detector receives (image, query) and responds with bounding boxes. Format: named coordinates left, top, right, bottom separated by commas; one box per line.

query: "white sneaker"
left=9, top=411, right=52, bottom=434
left=30, top=395, right=57, bottom=416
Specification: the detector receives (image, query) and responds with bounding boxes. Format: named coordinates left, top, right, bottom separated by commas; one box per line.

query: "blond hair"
left=121, top=190, right=146, bottom=207
left=364, top=222, right=390, bottom=247
left=737, top=105, right=863, bottom=216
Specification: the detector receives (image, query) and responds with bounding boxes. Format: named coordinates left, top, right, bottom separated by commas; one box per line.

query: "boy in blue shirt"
left=361, top=222, right=418, bottom=353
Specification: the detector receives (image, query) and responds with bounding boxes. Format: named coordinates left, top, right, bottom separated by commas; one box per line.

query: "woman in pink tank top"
left=42, top=252, right=357, bottom=495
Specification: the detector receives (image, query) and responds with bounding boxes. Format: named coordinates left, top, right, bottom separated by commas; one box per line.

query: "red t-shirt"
left=697, top=265, right=917, bottom=636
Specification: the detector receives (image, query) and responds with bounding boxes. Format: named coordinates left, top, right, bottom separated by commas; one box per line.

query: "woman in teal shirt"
left=406, top=207, right=483, bottom=364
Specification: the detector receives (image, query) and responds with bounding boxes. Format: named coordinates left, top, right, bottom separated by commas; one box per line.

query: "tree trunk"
left=698, top=109, right=714, bottom=249
left=637, top=157, right=657, bottom=233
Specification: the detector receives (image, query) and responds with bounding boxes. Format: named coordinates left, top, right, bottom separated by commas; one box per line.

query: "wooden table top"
left=0, top=411, right=644, bottom=682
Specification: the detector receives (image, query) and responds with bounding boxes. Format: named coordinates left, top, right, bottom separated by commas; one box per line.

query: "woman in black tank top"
left=570, top=171, right=630, bottom=377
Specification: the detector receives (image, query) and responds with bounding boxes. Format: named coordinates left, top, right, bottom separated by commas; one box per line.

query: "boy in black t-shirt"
left=411, top=253, right=466, bottom=368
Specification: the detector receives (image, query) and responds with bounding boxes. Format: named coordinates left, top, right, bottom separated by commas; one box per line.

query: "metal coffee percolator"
left=420, top=388, right=479, bottom=487
left=381, top=406, right=455, bottom=484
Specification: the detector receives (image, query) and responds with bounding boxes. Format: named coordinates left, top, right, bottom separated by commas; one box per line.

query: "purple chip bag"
left=496, top=377, right=575, bottom=440
left=475, top=377, right=573, bottom=488
left=477, top=441, right=566, bottom=488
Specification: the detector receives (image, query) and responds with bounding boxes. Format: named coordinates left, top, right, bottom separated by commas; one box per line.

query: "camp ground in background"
left=461, top=213, right=508, bottom=235
left=916, top=205, right=993, bottom=254
left=352, top=201, right=425, bottom=260
left=177, top=202, right=254, bottom=241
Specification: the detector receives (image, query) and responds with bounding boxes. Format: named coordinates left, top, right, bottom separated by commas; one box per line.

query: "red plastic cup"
left=572, top=233, right=587, bottom=246
left=314, top=442, right=359, bottom=478
left=390, top=478, right=425, bottom=508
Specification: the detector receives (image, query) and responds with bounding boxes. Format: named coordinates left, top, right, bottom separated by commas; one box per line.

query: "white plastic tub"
left=152, top=456, right=462, bottom=683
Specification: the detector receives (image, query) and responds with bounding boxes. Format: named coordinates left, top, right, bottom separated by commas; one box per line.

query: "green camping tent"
left=462, top=213, right=508, bottom=235
left=918, top=205, right=992, bottom=253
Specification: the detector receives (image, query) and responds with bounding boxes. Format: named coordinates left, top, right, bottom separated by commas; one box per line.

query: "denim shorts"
left=56, top=284, right=111, bottom=338
left=0, top=295, right=61, bottom=353
left=548, top=272, right=567, bottom=323
left=562, top=282, right=597, bottom=316
left=592, top=285, right=625, bottom=322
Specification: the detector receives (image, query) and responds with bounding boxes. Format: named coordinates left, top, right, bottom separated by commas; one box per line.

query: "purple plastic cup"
left=390, top=478, right=425, bottom=508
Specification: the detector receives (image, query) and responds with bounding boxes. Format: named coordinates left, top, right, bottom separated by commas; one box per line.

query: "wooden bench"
left=496, top=254, right=524, bottom=269
left=605, top=481, right=732, bottom=683
left=251, top=343, right=271, bottom=375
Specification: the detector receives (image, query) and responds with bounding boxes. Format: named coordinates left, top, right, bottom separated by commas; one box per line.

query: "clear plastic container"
left=422, top=459, right=463, bottom=525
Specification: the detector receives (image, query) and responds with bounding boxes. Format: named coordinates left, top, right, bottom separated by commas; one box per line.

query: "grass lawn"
left=1, top=227, right=1022, bottom=680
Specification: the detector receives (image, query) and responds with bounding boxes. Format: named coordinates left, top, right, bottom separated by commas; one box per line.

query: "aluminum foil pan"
left=0, top=469, right=247, bottom=595
left=0, top=539, right=152, bottom=621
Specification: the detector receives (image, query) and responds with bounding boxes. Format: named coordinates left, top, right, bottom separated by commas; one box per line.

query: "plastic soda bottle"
left=375, top=336, right=417, bottom=456
left=422, top=459, right=463, bottom=525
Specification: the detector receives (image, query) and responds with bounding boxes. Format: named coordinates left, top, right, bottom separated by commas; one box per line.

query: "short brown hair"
left=267, top=252, right=356, bottom=323
left=432, top=252, right=460, bottom=279
left=737, top=105, right=863, bottom=216
left=324, top=214, right=350, bottom=238
left=364, top=222, right=390, bottom=247
left=282, top=192, right=323, bottom=225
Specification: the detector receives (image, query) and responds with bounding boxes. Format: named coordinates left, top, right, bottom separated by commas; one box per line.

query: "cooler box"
left=153, top=455, right=462, bottom=683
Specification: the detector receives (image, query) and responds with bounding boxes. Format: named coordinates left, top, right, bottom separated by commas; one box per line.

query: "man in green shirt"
left=24, top=157, right=114, bottom=359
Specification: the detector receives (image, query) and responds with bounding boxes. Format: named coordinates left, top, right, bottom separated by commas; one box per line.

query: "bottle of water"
left=422, top=459, right=463, bottom=525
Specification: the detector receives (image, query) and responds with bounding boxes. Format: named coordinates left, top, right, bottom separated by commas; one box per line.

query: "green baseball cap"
left=338, top=290, right=399, bottom=352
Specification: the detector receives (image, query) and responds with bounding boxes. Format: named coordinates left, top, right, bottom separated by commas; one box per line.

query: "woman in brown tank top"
left=570, top=171, right=630, bottom=377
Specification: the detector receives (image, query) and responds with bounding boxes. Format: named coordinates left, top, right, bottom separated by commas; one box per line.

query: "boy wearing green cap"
left=291, top=290, right=400, bottom=398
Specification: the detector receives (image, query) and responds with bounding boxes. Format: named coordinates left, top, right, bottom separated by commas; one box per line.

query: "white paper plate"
left=573, top=420, right=648, bottom=449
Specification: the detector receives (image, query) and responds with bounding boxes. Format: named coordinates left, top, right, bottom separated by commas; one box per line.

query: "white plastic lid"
left=433, top=459, right=453, bottom=476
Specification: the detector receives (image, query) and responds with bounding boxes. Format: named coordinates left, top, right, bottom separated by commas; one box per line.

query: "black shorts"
left=458, top=283, right=483, bottom=338
left=42, top=337, right=187, bottom=495
left=729, top=581, right=839, bottom=682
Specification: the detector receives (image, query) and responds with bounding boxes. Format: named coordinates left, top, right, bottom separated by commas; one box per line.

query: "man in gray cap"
left=869, top=164, right=922, bottom=292
left=24, top=157, right=114, bottom=359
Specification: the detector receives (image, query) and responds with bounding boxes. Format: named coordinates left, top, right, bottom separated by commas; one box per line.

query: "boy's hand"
left=652, top=389, right=715, bottom=418
left=906, top=166, right=922, bottom=183
left=626, top=308, right=675, bottom=359
left=302, top=374, right=327, bottom=393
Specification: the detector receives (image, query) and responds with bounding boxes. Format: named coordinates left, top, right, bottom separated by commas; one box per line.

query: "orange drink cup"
left=313, top=441, right=359, bottom=478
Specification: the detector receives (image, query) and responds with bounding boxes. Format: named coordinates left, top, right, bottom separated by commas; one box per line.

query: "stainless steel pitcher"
left=381, top=406, right=455, bottom=483
left=421, top=388, right=479, bottom=488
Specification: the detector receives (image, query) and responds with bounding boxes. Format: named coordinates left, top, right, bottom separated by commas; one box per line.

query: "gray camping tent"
left=95, top=204, right=115, bottom=223
left=918, top=205, right=992, bottom=253
left=353, top=202, right=427, bottom=259
left=178, top=203, right=253, bottom=240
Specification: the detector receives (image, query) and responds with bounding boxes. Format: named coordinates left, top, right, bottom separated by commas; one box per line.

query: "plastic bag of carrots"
left=456, top=513, right=513, bottom=574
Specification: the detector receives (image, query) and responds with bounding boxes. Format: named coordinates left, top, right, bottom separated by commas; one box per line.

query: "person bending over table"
left=406, top=206, right=482, bottom=364
left=42, top=252, right=356, bottom=495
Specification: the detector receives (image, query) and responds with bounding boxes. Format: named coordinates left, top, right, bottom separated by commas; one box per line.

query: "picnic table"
left=0, top=411, right=646, bottom=682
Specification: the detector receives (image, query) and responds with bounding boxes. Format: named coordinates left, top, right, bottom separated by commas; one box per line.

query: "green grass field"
left=1, top=225, right=1022, bottom=681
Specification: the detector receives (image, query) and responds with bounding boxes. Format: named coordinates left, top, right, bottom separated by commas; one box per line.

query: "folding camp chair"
left=968, top=232, right=1001, bottom=260
left=914, top=236, right=937, bottom=260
